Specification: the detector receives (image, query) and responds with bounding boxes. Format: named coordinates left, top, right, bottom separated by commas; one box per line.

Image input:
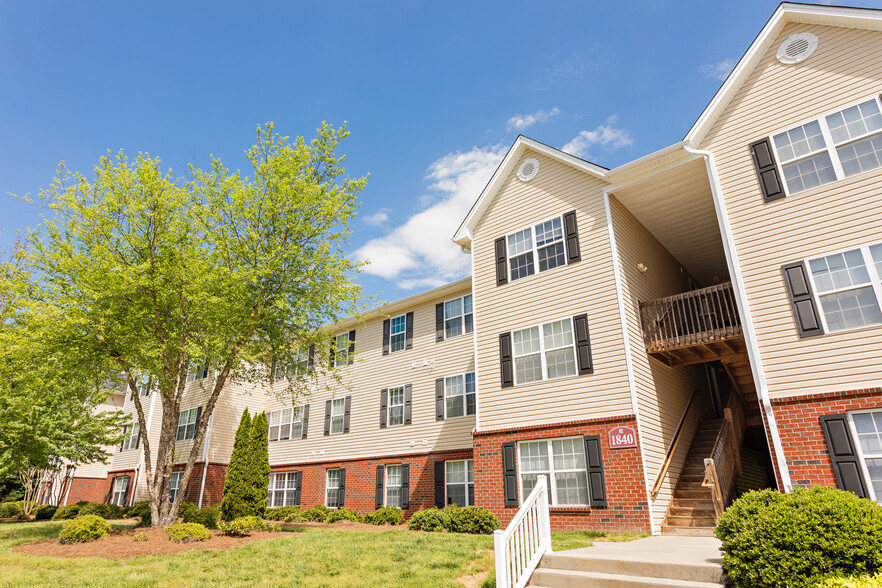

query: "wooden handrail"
left=651, top=390, right=699, bottom=499
left=702, top=390, right=747, bottom=518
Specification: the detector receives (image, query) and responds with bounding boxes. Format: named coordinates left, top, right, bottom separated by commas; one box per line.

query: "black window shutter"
left=401, top=464, right=410, bottom=509
left=329, top=339, right=336, bottom=369
left=435, top=378, right=445, bottom=420
left=584, top=435, right=607, bottom=508
left=573, top=314, right=594, bottom=374
left=119, top=433, right=125, bottom=452
left=347, top=330, right=356, bottom=364
left=434, top=461, right=445, bottom=508
left=499, top=333, right=514, bottom=388
left=135, top=427, right=141, bottom=449
left=375, top=465, right=384, bottom=509
left=563, top=210, right=581, bottom=263
left=301, top=404, right=310, bottom=438
left=324, top=400, right=331, bottom=436
left=294, top=472, right=302, bottom=505
left=195, top=406, right=203, bottom=436
left=404, top=384, right=412, bottom=425
left=820, top=414, right=869, bottom=498
left=343, top=396, right=351, bottom=433
left=782, top=262, right=824, bottom=337
left=337, top=469, right=346, bottom=507
left=502, top=442, right=518, bottom=507
left=749, top=138, right=785, bottom=202
left=435, top=303, right=445, bottom=341
left=405, top=312, right=414, bottom=350
left=382, top=319, right=391, bottom=356
left=495, top=237, right=508, bottom=286
left=308, top=345, right=315, bottom=370
left=379, top=389, right=388, bottom=428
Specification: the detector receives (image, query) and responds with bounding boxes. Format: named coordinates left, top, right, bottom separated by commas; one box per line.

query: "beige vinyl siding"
left=265, top=286, right=476, bottom=466
left=700, top=22, right=882, bottom=399
left=472, top=151, right=633, bottom=432
left=207, top=380, right=266, bottom=463
left=73, top=394, right=126, bottom=479
left=609, top=197, right=709, bottom=527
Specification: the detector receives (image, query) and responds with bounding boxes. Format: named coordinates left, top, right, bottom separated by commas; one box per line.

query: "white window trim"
left=444, top=459, right=474, bottom=507
left=329, top=398, right=346, bottom=435
left=274, top=349, right=309, bottom=382
left=268, top=471, right=299, bottom=508
left=505, top=213, right=568, bottom=283
left=389, top=314, right=407, bottom=353
left=325, top=468, right=341, bottom=508
left=511, top=317, right=578, bottom=386
left=187, top=363, right=208, bottom=382
left=516, top=436, right=590, bottom=507
left=334, top=333, right=351, bottom=367
left=384, top=464, right=403, bottom=508
left=387, top=386, right=406, bottom=427
left=442, top=294, right=474, bottom=340
left=443, top=372, right=476, bottom=419
left=111, top=476, right=129, bottom=506
left=268, top=406, right=305, bottom=442
left=847, top=410, right=882, bottom=504
left=769, top=93, right=882, bottom=198
left=121, top=422, right=140, bottom=451
left=169, top=471, right=184, bottom=504
left=177, top=407, right=199, bottom=441
left=803, top=241, right=882, bottom=334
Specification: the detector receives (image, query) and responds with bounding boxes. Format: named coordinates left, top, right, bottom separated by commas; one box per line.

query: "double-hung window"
left=444, top=295, right=474, bottom=338
left=187, top=363, right=208, bottom=382
left=385, top=465, right=403, bottom=508
left=329, top=398, right=345, bottom=435
left=334, top=333, right=351, bottom=366
left=512, top=318, right=577, bottom=384
left=176, top=407, right=199, bottom=441
left=268, top=407, right=304, bottom=442
left=169, top=471, right=184, bottom=504
left=445, top=460, right=474, bottom=506
left=387, top=387, right=405, bottom=427
left=444, top=372, right=476, bottom=418
left=111, top=476, right=129, bottom=506
left=507, top=216, right=566, bottom=282
left=137, top=375, right=151, bottom=397
left=326, top=469, right=341, bottom=507
left=806, top=244, right=882, bottom=332
left=389, top=315, right=406, bottom=352
left=849, top=411, right=882, bottom=503
left=518, top=437, right=589, bottom=506
left=120, top=423, right=140, bottom=451
left=268, top=472, right=299, bottom=507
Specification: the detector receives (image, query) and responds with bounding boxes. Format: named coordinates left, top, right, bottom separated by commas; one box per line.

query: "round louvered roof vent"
left=776, top=32, right=818, bottom=64
left=517, top=158, right=540, bottom=182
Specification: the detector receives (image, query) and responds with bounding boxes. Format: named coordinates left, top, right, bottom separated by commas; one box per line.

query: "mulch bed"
left=279, top=521, right=399, bottom=532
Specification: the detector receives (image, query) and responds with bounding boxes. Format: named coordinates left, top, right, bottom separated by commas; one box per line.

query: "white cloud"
left=561, top=115, right=633, bottom=160
left=353, top=145, right=506, bottom=288
left=699, top=58, right=736, bottom=81
left=507, top=107, right=561, bottom=131
left=362, top=208, right=390, bottom=226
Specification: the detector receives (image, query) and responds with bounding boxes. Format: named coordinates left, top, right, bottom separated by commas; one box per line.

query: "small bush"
left=35, top=505, right=58, bottom=520
left=58, top=515, right=112, bottom=544
left=218, top=515, right=267, bottom=537
left=266, top=505, right=302, bottom=521
left=78, top=502, right=111, bottom=519
left=326, top=507, right=361, bottom=523
left=107, top=503, right=125, bottom=519
left=445, top=505, right=499, bottom=534
left=267, top=522, right=281, bottom=533
left=716, top=487, right=882, bottom=587
left=51, top=504, right=81, bottom=520
left=284, top=509, right=306, bottom=523
left=129, top=501, right=152, bottom=527
left=166, top=522, right=211, bottom=543
left=363, top=506, right=404, bottom=526
left=818, top=573, right=882, bottom=587
left=181, top=505, right=219, bottom=529
left=302, top=504, right=330, bottom=522
left=178, top=501, right=198, bottom=521
left=0, top=501, right=23, bottom=518
left=132, top=532, right=149, bottom=542
left=407, top=508, right=450, bottom=532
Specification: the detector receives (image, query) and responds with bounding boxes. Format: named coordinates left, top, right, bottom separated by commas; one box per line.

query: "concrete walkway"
left=529, top=535, right=726, bottom=587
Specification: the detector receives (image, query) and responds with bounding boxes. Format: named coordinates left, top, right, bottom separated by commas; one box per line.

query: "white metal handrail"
left=494, top=475, right=552, bottom=588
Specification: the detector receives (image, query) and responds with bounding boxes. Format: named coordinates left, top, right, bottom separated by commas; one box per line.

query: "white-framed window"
left=334, top=332, right=351, bottom=367
left=518, top=437, right=589, bottom=506
left=268, top=407, right=304, bottom=442
left=274, top=349, right=310, bottom=382
left=330, top=398, right=345, bottom=435
left=187, top=362, right=208, bottom=382
left=325, top=469, right=341, bottom=507
left=444, top=372, right=476, bottom=418
left=444, top=295, right=474, bottom=339
left=770, top=95, right=882, bottom=196
left=111, top=476, right=129, bottom=507
left=506, top=215, right=567, bottom=282
left=137, top=375, right=151, bottom=397
left=169, top=471, right=184, bottom=504
left=385, top=465, right=403, bottom=508
left=389, top=315, right=406, bottom=352
left=387, top=387, right=405, bottom=427
left=120, top=422, right=140, bottom=451
left=176, top=407, right=199, bottom=441
left=805, top=243, right=882, bottom=333
left=848, top=410, right=882, bottom=503
left=268, top=472, right=300, bottom=507
left=445, top=460, right=474, bottom=506
left=511, top=317, right=577, bottom=385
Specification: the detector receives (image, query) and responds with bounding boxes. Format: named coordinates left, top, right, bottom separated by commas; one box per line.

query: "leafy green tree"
left=247, top=412, right=270, bottom=518
left=221, top=409, right=252, bottom=521
left=13, top=122, right=366, bottom=525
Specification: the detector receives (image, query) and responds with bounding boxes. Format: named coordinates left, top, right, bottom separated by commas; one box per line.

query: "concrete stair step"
left=528, top=569, right=725, bottom=588
left=661, top=526, right=717, bottom=537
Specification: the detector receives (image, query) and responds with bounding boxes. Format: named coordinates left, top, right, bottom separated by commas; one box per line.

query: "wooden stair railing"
left=651, top=390, right=699, bottom=499
left=702, top=389, right=747, bottom=518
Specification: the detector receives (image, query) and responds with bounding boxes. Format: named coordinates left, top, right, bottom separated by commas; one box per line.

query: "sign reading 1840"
left=608, top=426, right=638, bottom=449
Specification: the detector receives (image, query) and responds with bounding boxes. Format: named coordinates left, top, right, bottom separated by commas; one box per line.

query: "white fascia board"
left=452, top=135, right=608, bottom=248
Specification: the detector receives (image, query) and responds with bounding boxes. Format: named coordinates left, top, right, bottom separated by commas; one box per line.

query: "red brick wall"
left=271, top=448, right=474, bottom=517
left=473, top=415, right=651, bottom=533
left=771, top=387, right=882, bottom=489
left=172, top=462, right=229, bottom=506
left=64, top=477, right=111, bottom=505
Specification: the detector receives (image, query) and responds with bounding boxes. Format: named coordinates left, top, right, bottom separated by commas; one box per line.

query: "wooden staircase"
left=721, top=358, right=759, bottom=415
left=662, top=419, right=722, bottom=537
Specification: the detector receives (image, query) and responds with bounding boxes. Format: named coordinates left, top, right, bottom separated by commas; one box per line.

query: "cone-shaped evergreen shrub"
left=248, top=412, right=271, bottom=518
left=221, top=409, right=252, bottom=521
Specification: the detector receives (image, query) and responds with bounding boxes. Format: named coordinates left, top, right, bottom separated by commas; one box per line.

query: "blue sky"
left=2, top=0, right=880, bottom=304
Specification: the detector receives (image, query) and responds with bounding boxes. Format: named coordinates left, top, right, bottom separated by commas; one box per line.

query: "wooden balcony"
left=639, top=282, right=746, bottom=366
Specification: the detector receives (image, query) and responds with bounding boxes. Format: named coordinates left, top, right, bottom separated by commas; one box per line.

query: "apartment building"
left=64, top=3, right=882, bottom=535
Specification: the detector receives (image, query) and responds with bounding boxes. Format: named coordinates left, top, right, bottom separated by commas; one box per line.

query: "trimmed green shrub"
left=133, top=532, right=149, bottom=542
left=178, top=501, right=198, bottom=522
left=35, top=505, right=58, bottom=520
left=284, top=510, right=306, bottom=523
left=445, top=506, right=499, bottom=534
left=267, top=522, right=281, bottom=533
left=0, top=501, right=23, bottom=518
left=221, top=409, right=252, bottom=521
left=303, top=504, right=330, bottom=522
left=818, top=573, right=882, bottom=587
left=326, top=507, right=361, bottom=523
left=165, top=522, right=211, bottom=543
left=129, top=501, right=152, bottom=527
left=407, top=508, right=449, bottom=532
left=181, top=505, right=220, bottom=529
left=58, top=515, right=112, bottom=544
left=107, top=503, right=125, bottom=519
left=218, top=515, right=267, bottom=537
left=78, top=502, right=111, bottom=519
left=716, top=487, right=882, bottom=587
left=266, top=505, right=302, bottom=521
left=51, top=503, right=81, bottom=520
left=247, top=412, right=271, bottom=519
left=363, top=506, right=404, bottom=526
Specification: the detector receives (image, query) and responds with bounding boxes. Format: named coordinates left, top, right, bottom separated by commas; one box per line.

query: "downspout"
left=130, top=389, right=159, bottom=506
left=465, top=237, right=481, bottom=434
left=683, top=145, right=792, bottom=491
left=197, top=413, right=214, bottom=508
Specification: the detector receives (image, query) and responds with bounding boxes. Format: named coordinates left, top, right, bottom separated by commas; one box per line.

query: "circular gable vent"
left=777, top=32, right=818, bottom=64
left=517, top=158, right=540, bottom=182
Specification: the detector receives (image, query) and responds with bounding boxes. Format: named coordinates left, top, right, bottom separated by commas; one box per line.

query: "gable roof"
left=686, top=2, right=882, bottom=146
left=452, top=135, right=608, bottom=248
